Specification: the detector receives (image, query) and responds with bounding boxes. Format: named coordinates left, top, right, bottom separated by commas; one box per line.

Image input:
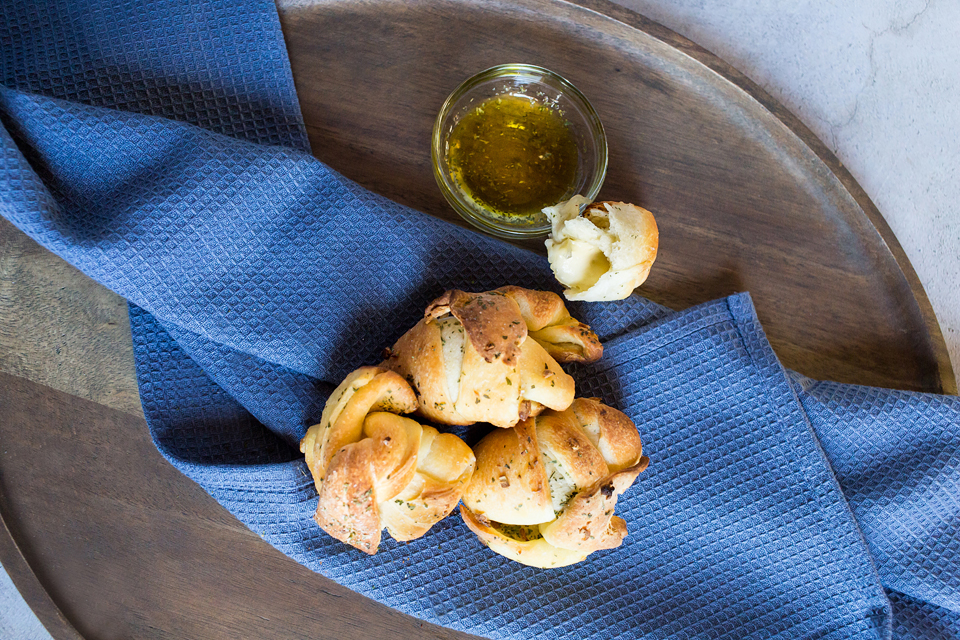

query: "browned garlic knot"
left=300, top=367, right=475, bottom=554
left=460, top=398, right=648, bottom=568
left=382, top=286, right=602, bottom=429
left=301, top=286, right=648, bottom=566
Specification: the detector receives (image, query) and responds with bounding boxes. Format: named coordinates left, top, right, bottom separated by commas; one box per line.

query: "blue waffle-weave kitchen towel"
left=1, top=1, right=958, bottom=638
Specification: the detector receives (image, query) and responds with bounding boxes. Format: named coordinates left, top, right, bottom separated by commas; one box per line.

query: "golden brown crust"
left=461, top=418, right=554, bottom=525
left=539, top=460, right=648, bottom=553
left=514, top=337, right=575, bottom=418
left=569, top=397, right=645, bottom=472
left=300, top=367, right=418, bottom=491
left=312, top=411, right=422, bottom=554
left=380, top=426, right=476, bottom=541
left=381, top=315, right=569, bottom=428
left=535, top=409, right=609, bottom=489
left=454, top=335, right=524, bottom=427
left=382, top=319, right=461, bottom=424
left=300, top=367, right=475, bottom=554
left=497, top=286, right=603, bottom=363
left=427, top=289, right=525, bottom=365
left=313, top=435, right=384, bottom=554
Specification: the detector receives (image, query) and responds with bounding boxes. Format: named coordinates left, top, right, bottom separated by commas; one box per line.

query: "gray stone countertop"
left=2, top=0, right=957, bottom=637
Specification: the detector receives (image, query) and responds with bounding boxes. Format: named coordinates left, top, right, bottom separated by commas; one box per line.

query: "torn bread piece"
left=544, top=197, right=658, bottom=301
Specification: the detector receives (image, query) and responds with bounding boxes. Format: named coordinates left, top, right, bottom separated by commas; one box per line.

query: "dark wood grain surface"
left=0, top=1, right=954, bottom=638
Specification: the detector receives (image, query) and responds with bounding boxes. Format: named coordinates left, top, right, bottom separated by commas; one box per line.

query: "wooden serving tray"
left=0, top=1, right=953, bottom=639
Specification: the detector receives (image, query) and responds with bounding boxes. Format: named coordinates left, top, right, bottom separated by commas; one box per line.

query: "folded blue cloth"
left=793, top=376, right=960, bottom=638
left=1, top=1, right=957, bottom=638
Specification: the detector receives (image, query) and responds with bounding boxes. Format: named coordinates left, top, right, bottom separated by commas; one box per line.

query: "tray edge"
left=562, top=0, right=956, bottom=395
left=0, top=381, right=88, bottom=640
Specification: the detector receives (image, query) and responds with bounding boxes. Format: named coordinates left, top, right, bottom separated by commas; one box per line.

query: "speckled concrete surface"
left=0, top=558, right=50, bottom=640
left=614, top=0, right=960, bottom=377
left=2, top=1, right=957, bottom=636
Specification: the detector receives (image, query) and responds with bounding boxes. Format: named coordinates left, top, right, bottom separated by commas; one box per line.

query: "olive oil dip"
left=447, top=94, right=579, bottom=221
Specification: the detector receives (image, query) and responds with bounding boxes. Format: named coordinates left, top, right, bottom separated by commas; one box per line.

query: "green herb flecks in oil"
left=448, top=94, right=578, bottom=219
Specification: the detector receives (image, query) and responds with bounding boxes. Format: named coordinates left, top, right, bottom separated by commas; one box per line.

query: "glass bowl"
left=432, top=64, right=607, bottom=240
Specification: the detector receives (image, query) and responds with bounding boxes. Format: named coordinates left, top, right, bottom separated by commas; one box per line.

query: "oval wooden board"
left=0, top=1, right=953, bottom=640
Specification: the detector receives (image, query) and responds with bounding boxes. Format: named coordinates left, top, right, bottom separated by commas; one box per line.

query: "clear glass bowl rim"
left=432, top=63, right=608, bottom=240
